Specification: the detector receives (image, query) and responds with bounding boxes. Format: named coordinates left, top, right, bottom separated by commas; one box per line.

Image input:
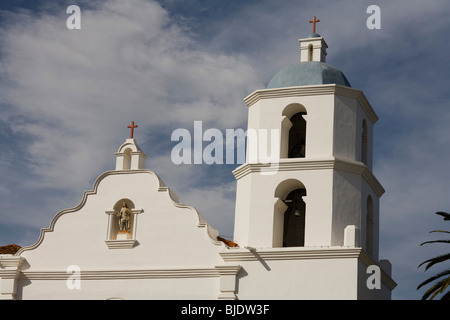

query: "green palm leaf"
left=417, top=269, right=450, bottom=290
left=420, top=240, right=450, bottom=246
left=417, top=212, right=450, bottom=300
left=420, top=277, right=450, bottom=300
left=429, top=230, right=450, bottom=234
left=435, top=212, right=450, bottom=221
left=418, top=253, right=450, bottom=271
left=441, top=290, right=450, bottom=300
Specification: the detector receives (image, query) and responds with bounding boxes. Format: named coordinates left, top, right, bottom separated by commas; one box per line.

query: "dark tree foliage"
left=417, top=212, right=450, bottom=300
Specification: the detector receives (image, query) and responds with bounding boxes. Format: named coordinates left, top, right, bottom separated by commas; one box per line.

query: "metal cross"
left=309, top=16, right=320, bottom=34
left=128, top=121, right=138, bottom=139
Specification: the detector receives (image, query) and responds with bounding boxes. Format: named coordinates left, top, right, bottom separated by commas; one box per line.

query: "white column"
left=215, top=265, right=242, bottom=300
left=0, top=256, right=24, bottom=300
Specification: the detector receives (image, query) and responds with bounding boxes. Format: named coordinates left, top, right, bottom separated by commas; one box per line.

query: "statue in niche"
left=117, top=202, right=132, bottom=232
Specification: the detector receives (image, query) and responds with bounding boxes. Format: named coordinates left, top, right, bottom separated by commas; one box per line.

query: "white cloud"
left=0, top=0, right=261, bottom=193
left=1, top=0, right=450, bottom=300
left=0, top=0, right=261, bottom=244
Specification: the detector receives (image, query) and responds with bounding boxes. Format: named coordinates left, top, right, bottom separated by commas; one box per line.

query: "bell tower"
left=232, top=27, right=385, bottom=264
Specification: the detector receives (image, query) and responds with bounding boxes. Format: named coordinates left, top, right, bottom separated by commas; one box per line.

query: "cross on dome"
left=309, top=16, right=320, bottom=34
left=128, top=121, right=138, bottom=139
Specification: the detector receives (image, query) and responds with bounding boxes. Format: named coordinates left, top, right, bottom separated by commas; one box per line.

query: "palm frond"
left=430, top=278, right=450, bottom=300
left=430, top=279, right=449, bottom=300
left=418, top=211, right=450, bottom=300
left=418, top=253, right=450, bottom=270
left=417, top=269, right=450, bottom=290
left=435, top=212, right=450, bottom=221
left=429, top=230, right=450, bottom=234
left=441, top=289, right=450, bottom=300
left=420, top=240, right=450, bottom=246
left=421, top=281, right=443, bottom=300
left=421, top=277, right=450, bottom=300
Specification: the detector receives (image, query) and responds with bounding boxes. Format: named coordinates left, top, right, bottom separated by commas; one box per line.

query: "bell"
left=294, top=209, right=301, bottom=217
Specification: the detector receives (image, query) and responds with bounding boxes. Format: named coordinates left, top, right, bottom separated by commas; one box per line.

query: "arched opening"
left=281, top=104, right=307, bottom=159
left=362, top=120, right=368, bottom=165
left=308, top=44, right=313, bottom=62
left=288, top=112, right=307, bottom=158
left=123, top=148, right=132, bottom=170
left=110, top=198, right=136, bottom=240
left=283, top=189, right=306, bottom=247
left=366, top=195, right=374, bottom=257
left=273, top=179, right=307, bottom=248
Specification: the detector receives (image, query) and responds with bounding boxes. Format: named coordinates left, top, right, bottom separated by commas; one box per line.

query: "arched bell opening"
left=288, top=113, right=307, bottom=158
left=281, top=104, right=307, bottom=159
left=362, top=120, right=368, bottom=165
left=282, top=189, right=307, bottom=247
left=273, top=179, right=307, bottom=248
left=366, top=195, right=374, bottom=257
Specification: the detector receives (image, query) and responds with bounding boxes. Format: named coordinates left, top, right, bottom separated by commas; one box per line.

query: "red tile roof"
left=0, top=244, right=21, bottom=254
left=217, top=236, right=238, bottom=248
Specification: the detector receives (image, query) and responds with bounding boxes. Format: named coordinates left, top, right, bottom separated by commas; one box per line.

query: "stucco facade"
left=0, top=33, right=395, bottom=300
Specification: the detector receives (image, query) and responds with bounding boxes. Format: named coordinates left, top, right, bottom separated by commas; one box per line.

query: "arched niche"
left=123, top=148, right=132, bottom=170
left=361, top=120, right=368, bottom=165
left=308, top=44, right=314, bottom=62
left=273, top=179, right=307, bottom=248
left=366, top=195, right=374, bottom=257
left=105, top=199, right=143, bottom=249
left=106, top=198, right=136, bottom=241
left=115, top=139, right=147, bottom=171
left=274, top=178, right=306, bottom=200
left=281, top=104, right=307, bottom=159
left=282, top=103, right=307, bottom=120
left=282, top=189, right=307, bottom=247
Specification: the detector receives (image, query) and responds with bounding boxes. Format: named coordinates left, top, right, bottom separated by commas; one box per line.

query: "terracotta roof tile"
left=0, top=244, right=21, bottom=254
left=217, top=236, right=239, bottom=248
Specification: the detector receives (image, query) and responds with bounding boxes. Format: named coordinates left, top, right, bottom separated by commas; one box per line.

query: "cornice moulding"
left=105, top=239, right=137, bottom=249
left=21, top=267, right=227, bottom=280
left=232, top=158, right=385, bottom=197
left=219, top=247, right=396, bottom=290
left=214, top=265, right=242, bottom=275
left=0, top=256, right=24, bottom=268
left=220, top=247, right=363, bottom=261
left=244, top=84, right=378, bottom=124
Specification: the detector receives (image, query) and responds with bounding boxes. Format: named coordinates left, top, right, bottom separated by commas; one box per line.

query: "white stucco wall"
left=15, top=169, right=228, bottom=300
left=1, top=84, right=394, bottom=300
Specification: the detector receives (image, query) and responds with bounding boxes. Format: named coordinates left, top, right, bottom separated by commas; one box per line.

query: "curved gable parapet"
left=175, top=199, right=222, bottom=246
left=116, top=139, right=143, bottom=154
left=156, top=186, right=223, bottom=246
left=16, top=170, right=224, bottom=256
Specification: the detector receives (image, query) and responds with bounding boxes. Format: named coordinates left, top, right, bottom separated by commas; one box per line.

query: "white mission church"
left=0, top=19, right=396, bottom=300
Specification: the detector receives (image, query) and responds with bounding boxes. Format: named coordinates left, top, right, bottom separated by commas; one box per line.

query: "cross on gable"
left=128, top=121, right=138, bottom=139
left=309, top=16, right=320, bottom=34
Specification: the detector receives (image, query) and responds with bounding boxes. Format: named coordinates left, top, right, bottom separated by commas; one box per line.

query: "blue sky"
left=0, top=0, right=449, bottom=300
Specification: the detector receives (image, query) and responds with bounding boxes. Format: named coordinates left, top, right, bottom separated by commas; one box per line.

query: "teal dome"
left=308, top=33, right=322, bottom=38
left=267, top=61, right=351, bottom=89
